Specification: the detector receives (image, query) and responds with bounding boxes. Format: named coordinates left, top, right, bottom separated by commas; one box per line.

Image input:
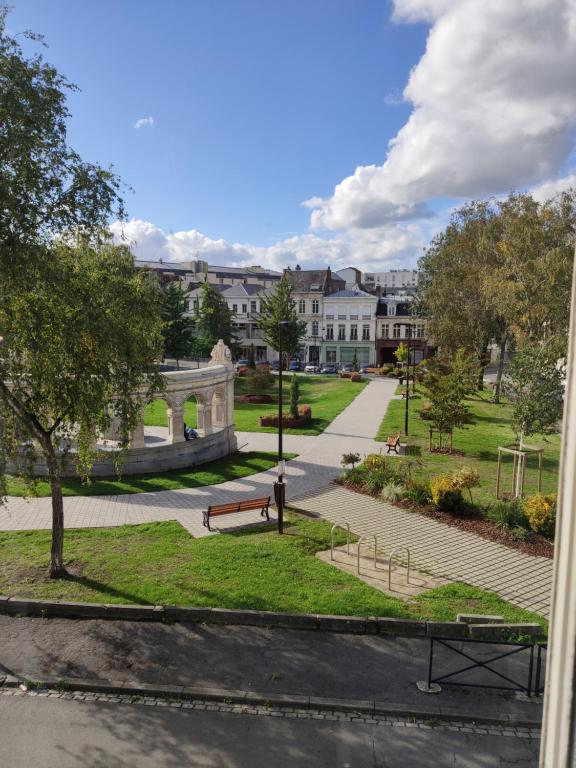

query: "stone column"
left=197, top=391, right=213, bottom=437
left=167, top=397, right=186, bottom=444
left=129, top=406, right=146, bottom=449
left=212, top=389, right=226, bottom=429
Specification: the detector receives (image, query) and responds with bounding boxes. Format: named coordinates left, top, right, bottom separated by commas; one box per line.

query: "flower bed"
left=259, top=405, right=312, bottom=428
left=238, top=394, right=274, bottom=404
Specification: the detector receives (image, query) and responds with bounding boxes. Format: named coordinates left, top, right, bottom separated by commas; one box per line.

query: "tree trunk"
left=41, top=437, right=66, bottom=578
left=492, top=335, right=507, bottom=404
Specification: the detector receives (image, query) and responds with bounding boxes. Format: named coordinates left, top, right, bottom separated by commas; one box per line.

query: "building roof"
left=220, top=284, right=265, bottom=298
left=327, top=288, right=376, bottom=299
left=285, top=268, right=345, bottom=294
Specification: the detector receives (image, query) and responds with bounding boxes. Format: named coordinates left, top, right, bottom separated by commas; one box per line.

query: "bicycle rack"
left=356, top=534, right=377, bottom=575
left=330, top=522, right=351, bottom=560
left=388, top=546, right=411, bottom=591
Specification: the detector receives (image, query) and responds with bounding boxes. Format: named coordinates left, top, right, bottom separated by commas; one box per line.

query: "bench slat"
left=204, top=496, right=271, bottom=530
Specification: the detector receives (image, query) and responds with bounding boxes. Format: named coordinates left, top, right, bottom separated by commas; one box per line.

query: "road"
left=0, top=694, right=540, bottom=768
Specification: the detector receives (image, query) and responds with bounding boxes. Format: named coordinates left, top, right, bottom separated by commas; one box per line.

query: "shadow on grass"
left=62, top=573, right=154, bottom=606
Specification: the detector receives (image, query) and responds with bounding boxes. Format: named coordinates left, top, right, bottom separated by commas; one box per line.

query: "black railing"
left=427, top=637, right=547, bottom=697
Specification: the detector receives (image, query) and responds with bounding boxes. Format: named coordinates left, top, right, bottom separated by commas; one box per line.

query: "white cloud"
left=134, top=116, right=154, bottom=130
left=109, top=219, right=424, bottom=274
left=307, top=0, right=576, bottom=230
left=530, top=171, right=576, bottom=202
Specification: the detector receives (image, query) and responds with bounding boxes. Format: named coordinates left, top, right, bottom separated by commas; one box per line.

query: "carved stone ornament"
left=209, top=339, right=233, bottom=368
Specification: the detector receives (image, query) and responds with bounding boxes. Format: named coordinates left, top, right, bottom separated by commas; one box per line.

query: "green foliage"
left=423, top=350, right=477, bottom=440
left=244, top=368, right=273, bottom=396
left=351, top=351, right=358, bottom=371
left=523, top=493, right=557, bottom=537
left=485, top=499, right=528, bottom=531
left=161, top=281, right=194, bottom=366
left=193, top=282, right=237, bottom=356
left=289, top=374, right=300, bottom=419
left=257, top=274, right=307, bottom=358
left=380, top=482, right=405, bottom=504
left=403, top=482, right=431, bottom=506
left=394, top=342, right=408, bottom=363
left=341, top=452, right=361, bottom=469
left=430, top=474, right=464, bottom=514
left=503, top=343, right=564, bottom=445
left=451, top=465, right=481, bottom=502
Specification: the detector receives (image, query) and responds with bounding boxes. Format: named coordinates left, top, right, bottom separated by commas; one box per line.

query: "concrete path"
left=0, top=379, right=398, bottom=538
left=291, top=485, right=553, bottom=617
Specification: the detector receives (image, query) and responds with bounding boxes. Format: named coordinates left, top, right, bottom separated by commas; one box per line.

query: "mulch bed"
left=339, top=480, right=554, bottom=560
left=237, top=394, right=275, bottom=404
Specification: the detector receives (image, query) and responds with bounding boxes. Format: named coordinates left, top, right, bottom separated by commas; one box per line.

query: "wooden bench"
left=386, top=433, right=401, bottom=454
left=202, top=496, right=271, bottom=531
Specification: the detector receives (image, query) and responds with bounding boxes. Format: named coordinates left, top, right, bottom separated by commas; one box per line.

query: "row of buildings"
left=135, top=258, right=432, bottom=366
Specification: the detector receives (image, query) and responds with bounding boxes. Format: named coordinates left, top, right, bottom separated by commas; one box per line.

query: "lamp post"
left=275, top=320, right=292, bottom=534
left=402, top=322, right=417, bottom=436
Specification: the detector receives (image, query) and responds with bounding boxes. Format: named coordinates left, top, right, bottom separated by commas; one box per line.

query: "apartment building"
left=363, top=269, right=418, bottom=293
left=321, top=288, right=378, bottom=366
left=135, top=259, right=282, bottom=290
left=285, top=267, right=345, bottom=364
left=376, top=294, right=432, bottom=364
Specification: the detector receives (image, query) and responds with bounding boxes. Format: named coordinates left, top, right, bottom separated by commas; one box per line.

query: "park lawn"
left=0, top=516, right=546, bottom=631
left=144, top=375, right=368, bottom=436
left=376, top=391, right=560, bottom=504
left=5, top=451, right=296, bottom=498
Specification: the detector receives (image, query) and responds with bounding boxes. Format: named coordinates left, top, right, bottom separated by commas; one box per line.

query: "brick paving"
left=290, top=484, right=553, bottom=617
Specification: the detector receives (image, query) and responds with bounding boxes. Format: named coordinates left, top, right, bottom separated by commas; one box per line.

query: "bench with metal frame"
left=386, top=433, right=401, bottom=454
left=202, top=496, right=271, bottom=531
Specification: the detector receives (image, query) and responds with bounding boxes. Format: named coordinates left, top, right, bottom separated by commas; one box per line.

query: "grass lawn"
left=376, top=391, right=560, bottom=504
left=144, top=375, right=368, bottom=436
left=5, top=451, right=295, bottom=498
left=0, top=515, right=547, bottom=631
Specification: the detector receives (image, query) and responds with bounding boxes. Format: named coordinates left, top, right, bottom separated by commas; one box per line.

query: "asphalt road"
left=0, top=695, right=540, bottom=768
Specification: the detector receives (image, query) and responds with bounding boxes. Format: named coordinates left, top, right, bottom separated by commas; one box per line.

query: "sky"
left=9, top=0, right=576, bottom=273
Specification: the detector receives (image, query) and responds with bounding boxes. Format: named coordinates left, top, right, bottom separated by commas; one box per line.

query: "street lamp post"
left=275, top=320, right=292, bottom=534
left=402, top=323, right=417, bottom=437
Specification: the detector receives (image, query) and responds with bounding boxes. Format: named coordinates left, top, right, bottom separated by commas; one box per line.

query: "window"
left=250, top=300, right=257, bottom=313
left=382, top=324, right=389, bottom=339
left=299, top=299, right=306, bottom=314
left=232, top=303, right=238, bottom=313
left=326, top=324, right=334, bottom=340
left=242, top=304, right=247, bottom=313
left=393, top=324, right=401, bottom=339
left=338, top=325, right=345, bottom=340
left=362, top=325, right=370, bottom=340
left=312, top=299, right=319, bottom=314
left=388, top=304, right=396, bottom=316
left=337, top=313, right=346, bottom=320
left=311, top=321, right=319, bottom=337
left=326, top=349, right=337, bottom=363
left=417, top=325, right=424, bottom=339
left=350, top=324, right=358, bottom=341
left=349, top=312, right=358, bottom=320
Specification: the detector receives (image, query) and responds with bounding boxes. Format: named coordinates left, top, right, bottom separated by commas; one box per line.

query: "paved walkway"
left=0, top=379, right=398, bottom=538
left=291, top=485, right=553, bottom=617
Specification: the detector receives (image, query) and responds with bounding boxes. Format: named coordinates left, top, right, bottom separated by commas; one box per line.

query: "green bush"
left=403, top=482, right=431, bottom=505
left=381, top=483, right=405, bottom=503
left=364, top=469, right=388, bottom=496
left=419, top=402, right=433, bottom=421
left=485, top=499, right=528, bottom=530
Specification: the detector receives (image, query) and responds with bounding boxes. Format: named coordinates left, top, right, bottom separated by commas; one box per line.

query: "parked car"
left=270, top=360, right=280, bottom=371
left=255, top=360, right=270, bottom=371
left=288, top=359, right=301, bottom=372
left=235, top=359, right=249, bottom=372
left=339, top=362, right=354, bottom=373
left=304, top=362, right=320, bottom=373
left=320, top=364, right=338, bottom=374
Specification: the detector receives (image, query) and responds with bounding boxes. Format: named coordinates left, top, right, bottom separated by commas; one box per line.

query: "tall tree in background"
left=257, top=275, right=306, bottom=360
left=161, top=281, right=194, bottom=368
left=0, top=243, right=164, bottom=577
left=193, top=282, right=237, bottom=357
left=417, top=200, right=506, bottom=391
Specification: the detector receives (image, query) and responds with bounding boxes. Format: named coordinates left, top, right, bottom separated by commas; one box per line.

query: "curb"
left=0, top=675, right=543, bottom=728
left=0, top=597, right=544, bottom=641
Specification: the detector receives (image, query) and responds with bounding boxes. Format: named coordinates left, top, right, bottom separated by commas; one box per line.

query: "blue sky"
left=8, top=0, right=576, bottom=271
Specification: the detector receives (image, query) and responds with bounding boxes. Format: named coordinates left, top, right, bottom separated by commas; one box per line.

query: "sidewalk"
left=0, top=614, right=543, bottom=726
left=0, top=378, right=398, bottom=537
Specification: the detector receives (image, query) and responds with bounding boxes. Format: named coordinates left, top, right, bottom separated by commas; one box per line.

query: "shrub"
left=419, top=402, right=433, bottom=421
left=341, top=467, right=362, bottom=487
left=363, top=469, right=388, bottom=496
left=523, top=493, right=556, bottom=537
left=379, top=364, right=393, bottom=376
left=381, top=483, right=405, bottom=504
left=403, top=482, right=431, bottom=506
left=452, top=466, right=481, bottom=502
left=341, top=452, right=361, bottom=469
left=363, top=454, right=388, bottom=471
left=485, top=499, right=528, bottom=530
left=430, top=474, right=463, bottom=514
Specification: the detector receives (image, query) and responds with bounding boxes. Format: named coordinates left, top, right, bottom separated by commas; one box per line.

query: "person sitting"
left=184, top=423, right=198, bottom=440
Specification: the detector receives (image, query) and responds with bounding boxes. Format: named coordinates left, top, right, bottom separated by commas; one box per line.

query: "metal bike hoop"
left=330, top=522, right=351, bottom=560
left=388, top=546, right=411, bottom=590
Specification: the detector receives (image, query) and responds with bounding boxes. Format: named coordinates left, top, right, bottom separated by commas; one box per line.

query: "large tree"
left=161, top=281, right=194, bottom=368
left=193, top=282, right=237, bottom=357
left=257, top=274, right=306, bottom=359
left=0, top=242, right=164, bottom=577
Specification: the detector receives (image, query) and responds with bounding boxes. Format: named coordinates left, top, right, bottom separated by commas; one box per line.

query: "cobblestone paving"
left=291, top=485, right=553, bottom=617
left=0, top=688, right=541, bottom=739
